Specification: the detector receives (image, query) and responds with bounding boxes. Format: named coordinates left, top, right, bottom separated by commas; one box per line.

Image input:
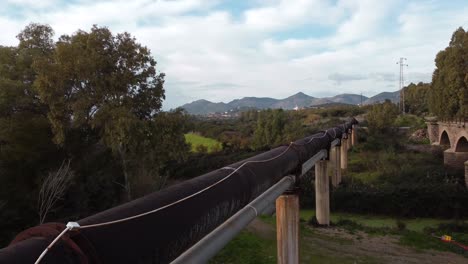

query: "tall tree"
left=34, top=25, right=187, bottom=199
left=0, top=24, right=59, bottom=244
left=403, top=82, right=430, bottom=115
left=429, top=27, right=468, bottom=119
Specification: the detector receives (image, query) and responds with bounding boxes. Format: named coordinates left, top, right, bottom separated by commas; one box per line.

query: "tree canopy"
left=429, top=27, right=468, bottom=119
left=0, top=23, right=189, bottom=245
left=366, top=100, right=399, bottom=132
left=403, top=82, right=430, bottom=115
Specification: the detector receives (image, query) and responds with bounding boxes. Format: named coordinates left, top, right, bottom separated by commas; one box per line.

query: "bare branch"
left=38, top=160, right=74, bottom=224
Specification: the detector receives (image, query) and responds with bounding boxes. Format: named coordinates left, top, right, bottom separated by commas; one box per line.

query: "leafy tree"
left=403, top=82, right=430, bottom=115
left=367, top=100, right=399, bottom=132
left=0, top=24, right=59, bottom=245
left=252, top=109, right=305, bottom=149
left=253, top=109, right=286, bottom=149
left=429, top=27, right=468, bottom=119
left=33, top=25, right=188, bottom=199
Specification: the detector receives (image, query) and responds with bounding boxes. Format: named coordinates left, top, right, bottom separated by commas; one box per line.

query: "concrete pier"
left=351, top=125, right=357, bottom=146
left=347, top=129, right=352, bottom=150
left=329, top=145, right=341, bottom=186
left=340, top=135, right=348, bottom=172
left=276, top=193, right=299, bottom=264
left=315, top=160, right=330, bottom=225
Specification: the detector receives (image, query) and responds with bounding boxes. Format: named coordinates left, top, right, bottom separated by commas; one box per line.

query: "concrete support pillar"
left=276, top=193, right=299, bottom=264
left=336, top=145, right=342, bottom=184
left=329, top=147, right=337, bottom=187
left=329, top=145, right=341, bottom=186
left=351, top=125, right=357, bottom=146
left=465, top=161, right=468, bottom=188
left=340, top=135, right=348, bottom=172
left=347, top=130, right=352, bottom=150
left=315, top=160, right=329, bottom=225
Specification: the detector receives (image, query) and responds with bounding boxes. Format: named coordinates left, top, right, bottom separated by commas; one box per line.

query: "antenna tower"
left=397, top=58, right=408, bottom=114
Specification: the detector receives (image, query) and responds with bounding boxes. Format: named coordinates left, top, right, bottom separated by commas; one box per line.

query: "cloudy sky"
left=1, top=0, right=467, bottom=109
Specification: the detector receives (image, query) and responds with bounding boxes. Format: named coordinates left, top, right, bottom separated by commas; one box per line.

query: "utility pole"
left=396, top=58, right=408, bottom=114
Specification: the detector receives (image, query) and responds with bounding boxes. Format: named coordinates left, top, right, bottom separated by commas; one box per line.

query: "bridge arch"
left=439, top=130, right=451, bottom=147
left=455, top=136, right=468, bottom=152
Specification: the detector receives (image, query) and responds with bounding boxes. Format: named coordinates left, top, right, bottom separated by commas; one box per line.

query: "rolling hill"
left=180, top=91, right=401, bottom=115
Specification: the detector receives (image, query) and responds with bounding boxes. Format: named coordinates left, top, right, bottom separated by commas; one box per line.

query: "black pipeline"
left=0, top=118, right=357, bottom=264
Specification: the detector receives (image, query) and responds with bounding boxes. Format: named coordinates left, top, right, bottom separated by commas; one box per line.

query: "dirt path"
left=247, top=218, right=467, bottom=264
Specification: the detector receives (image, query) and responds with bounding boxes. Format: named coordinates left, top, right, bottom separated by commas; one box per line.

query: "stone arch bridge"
left=427, top=121, right=468, bottom=170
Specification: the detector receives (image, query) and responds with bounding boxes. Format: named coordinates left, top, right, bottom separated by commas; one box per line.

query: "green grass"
left=184, top=133, right=222, bottom=153
left=211, top=211, right=468, bottom=263
left=301, top=209, right=468, bottom=256
left=212, top=214, right=378, bottom=264
left=210, top=230, right=276, bottom=264
left=300, top=209, right=454, bottom=232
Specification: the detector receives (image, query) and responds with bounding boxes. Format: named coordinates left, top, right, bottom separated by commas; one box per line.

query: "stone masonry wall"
left=465, top=161, right=468, bottom=188
left=443, top=150, right=468, bottom=170
left=426, top=122, right=439, bottom=144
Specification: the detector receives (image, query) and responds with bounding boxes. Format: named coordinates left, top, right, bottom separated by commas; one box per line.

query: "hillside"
left=180, top=91, right=403, bottom=115
left=364, top=91, right=400, bottom=105
left=179, top=99, right=229, bottom=115
left=328, top=93, right=367, bottom=105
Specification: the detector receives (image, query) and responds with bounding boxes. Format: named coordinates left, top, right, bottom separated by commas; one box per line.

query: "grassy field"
left=210, top=210, right=468, bottom=263
left=299, top=209, right=453, bottom=232
left=184, top=133, right=222, bottom=153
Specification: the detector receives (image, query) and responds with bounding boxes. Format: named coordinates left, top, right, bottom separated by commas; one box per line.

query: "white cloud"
left=0, top=0, right=467, bottom=109
left=243, top=0, right=341, bottom=31
left=5, top=0, right=59, bottom=9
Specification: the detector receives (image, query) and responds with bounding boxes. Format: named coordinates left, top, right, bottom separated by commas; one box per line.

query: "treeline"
left=429, top=27, right=468, bottom=119
left=191, top=105, right=364, bottom=151
left=0, top=24, right=189, bottom=245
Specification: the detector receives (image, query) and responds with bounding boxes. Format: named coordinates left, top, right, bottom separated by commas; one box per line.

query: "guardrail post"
left=315, top=160, right=330, bottom=225
left=276, top=190, right=299, bottom=264
left=340, top=134, right=348, bottom=174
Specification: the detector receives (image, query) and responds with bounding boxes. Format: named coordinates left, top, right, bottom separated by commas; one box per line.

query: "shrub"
left=396, top=220, right=407, bottom=231
left=195, top=144, right=208, bottom=153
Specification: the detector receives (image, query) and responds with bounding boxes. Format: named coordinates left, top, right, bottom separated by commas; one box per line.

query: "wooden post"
left=276, top=192, right=299, bottom=264
left=315, top=160, right=330, bottom=225
left=340, top=135, right=348, bottom=172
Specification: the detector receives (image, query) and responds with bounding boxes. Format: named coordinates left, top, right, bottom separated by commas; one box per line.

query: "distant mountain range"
left=180, top=91, right=400, bottom=115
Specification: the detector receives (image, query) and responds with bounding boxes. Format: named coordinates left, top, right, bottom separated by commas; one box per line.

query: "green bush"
left=393, top=114, right=426, bottom=129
